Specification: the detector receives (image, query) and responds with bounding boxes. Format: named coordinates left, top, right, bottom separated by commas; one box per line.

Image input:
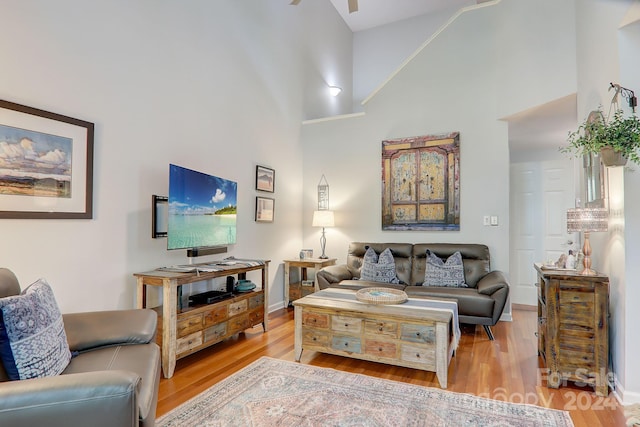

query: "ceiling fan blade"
left=348, top=0, right=358, bottom=13
left=290, top=0, right=301, bottom=5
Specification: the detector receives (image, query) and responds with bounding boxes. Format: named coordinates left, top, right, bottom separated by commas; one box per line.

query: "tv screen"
left=167, top=164, right=237, bottom=250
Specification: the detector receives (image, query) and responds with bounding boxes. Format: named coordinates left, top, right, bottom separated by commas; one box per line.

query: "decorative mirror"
left=583, top=111, right=607, bottom=209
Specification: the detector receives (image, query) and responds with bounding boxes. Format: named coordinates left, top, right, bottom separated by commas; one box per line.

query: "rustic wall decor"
left=381, top=132, right=460, bottom=231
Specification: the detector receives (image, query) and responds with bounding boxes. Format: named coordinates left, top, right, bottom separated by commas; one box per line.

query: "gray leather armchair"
left=0, top=268, right=161, bottom=427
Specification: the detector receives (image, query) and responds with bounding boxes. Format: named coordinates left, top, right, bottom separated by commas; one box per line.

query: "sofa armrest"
left=316, top=264, right=356, bottom=289
left=63, top=309, right=157, bottom=352
left=0, top=370, right=140, bottom=427
left=477, top=270, right=510, bottom=296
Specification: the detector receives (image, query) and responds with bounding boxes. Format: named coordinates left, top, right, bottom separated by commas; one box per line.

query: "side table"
left=534, top=263, right=609, bottom=396
left=284, top=258, right=336, bottom=306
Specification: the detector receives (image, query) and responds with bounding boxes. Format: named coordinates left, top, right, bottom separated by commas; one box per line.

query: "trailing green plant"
left=561, top=108, right=640, bottom=165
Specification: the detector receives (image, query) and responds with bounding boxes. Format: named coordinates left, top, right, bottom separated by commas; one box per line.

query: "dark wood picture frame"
left=0, top=99, right=94, bottom=219
left=255, top=196, right=274, bottom=222
left=256, top=165, right=275, bottom=193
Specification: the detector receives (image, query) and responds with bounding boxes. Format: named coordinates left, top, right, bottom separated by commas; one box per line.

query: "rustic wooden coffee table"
left=293, top=288, right=460, bottom=388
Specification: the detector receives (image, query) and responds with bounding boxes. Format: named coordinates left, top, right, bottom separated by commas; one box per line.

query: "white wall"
left=0, top=0, right=353, bottom=313
left=575, top=0, right=640, bottom=403
left=352, top=2, right=474, bottom=109
left=301, top=0, right=578, bottom=325
left=618, top=6, right=640, bottom=403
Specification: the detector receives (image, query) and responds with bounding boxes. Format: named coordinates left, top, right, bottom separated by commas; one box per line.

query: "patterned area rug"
left=157, top=357, right=574, bottom=427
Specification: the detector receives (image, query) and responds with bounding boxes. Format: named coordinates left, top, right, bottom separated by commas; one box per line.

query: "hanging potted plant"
left=561, top=108, right=640, bottom=167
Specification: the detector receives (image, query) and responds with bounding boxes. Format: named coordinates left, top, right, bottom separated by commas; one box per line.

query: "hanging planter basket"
left=600, top=146, right=628, bottom=167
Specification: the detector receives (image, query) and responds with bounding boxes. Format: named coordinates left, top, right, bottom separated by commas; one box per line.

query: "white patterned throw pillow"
left=360, top=247, right=400, bottom=284
left=423, top=250, right=468, bottom=287
left=0, top=278, right=72, bottom=380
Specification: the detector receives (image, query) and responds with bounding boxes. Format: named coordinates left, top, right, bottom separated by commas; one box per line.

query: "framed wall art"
left=381, top=132, right=460, bottom=231
left=256, top=165, right=275, bottom=193
left=0, top=99, right=94, bottom=219
left=255, top=196, right=275, bottom=222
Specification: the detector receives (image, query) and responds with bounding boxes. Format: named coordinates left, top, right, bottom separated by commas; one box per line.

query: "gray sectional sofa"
left=316, top=242, right=510, bottom=340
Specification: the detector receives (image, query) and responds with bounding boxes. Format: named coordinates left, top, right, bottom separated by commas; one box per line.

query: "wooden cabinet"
left=155, top=291, right=264, bottom=359
left=134, top=260, right=269, bottom=379
left=283, top=258, right=336, bottom=306
left=535, top=263, right=609, bottom=396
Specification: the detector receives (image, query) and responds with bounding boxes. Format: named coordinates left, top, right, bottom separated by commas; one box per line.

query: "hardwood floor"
left=157, top=307, right=627, bottom=426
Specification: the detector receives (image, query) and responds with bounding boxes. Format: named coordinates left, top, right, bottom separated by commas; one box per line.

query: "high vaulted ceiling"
left=329, top=0, right=475, bottom=32
left=326, top=0, right=577, bottom=153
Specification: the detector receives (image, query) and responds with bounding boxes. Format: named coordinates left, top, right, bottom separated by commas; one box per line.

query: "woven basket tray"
left=355, top=287, right=408, bottom=305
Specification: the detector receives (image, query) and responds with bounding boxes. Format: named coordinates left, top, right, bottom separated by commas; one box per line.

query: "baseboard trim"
left=512, top=303, right=537, bottom=312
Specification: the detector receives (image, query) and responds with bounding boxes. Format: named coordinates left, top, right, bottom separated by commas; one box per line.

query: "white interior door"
left=510, top=159, right=575, bottom=306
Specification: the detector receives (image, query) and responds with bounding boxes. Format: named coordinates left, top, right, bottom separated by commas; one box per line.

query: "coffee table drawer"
left=302, top=329, right=330, bottom=346
left=401, top=324, right=436, bottom=344
left=332, top=315, right=362, bottom=333
left=302, top=311, right=329, bottom=328
left=331, top=335, right=362, bottom=353
left=364, top=320, right=398, bottom=337
left=365, top=339, right=397, bottom=358
left=401, top=343, right=435, bottom=369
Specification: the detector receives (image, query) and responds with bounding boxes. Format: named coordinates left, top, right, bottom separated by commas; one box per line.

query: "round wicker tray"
left=355, top=287, right=408, bottom=305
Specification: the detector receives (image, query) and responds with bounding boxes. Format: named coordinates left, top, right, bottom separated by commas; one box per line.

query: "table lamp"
left=566, top=207, right=608, bottom=275
left=312, top=210, right=334, bottom=259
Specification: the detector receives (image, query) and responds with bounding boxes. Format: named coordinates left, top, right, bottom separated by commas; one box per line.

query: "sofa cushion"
left=347, top=242, right=413, bottom=285
left=360, top=247, right=400, bottom=284
left=423, top=250, right=468, bottom=288
left=63, top=342, right=161, bottom=422
left=405, top=286, right=495, bottom=318
left=413, top=244, right=490, bottom=288
left=0, top=279, right=72, bottom=380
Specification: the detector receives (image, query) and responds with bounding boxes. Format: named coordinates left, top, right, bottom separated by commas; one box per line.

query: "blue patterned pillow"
left=360, top=247, right=400, bottom=284
left=423, top=250, right=468, bottom=287
left=0, top=278, right=71, bottom=380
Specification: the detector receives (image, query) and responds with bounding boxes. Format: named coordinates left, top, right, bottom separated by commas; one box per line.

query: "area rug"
left=156, top=357, right=574, bottom=427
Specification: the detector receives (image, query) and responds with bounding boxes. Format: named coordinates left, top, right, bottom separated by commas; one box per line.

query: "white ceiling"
left=329, top=0, right=473, bottom=32
left=327, top=0, right=577, bottom=153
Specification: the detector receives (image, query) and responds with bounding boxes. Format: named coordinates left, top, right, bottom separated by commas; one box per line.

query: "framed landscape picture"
left=0, top=99, right=94, bottom=219
left=256, top=165, right=275, bottom=193
left=255, top=196, right=274, bottom=222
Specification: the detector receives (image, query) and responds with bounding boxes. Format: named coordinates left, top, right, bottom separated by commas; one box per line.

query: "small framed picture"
left=302, top=280, right=314, bottom=287
left=255, top=196, right=275, bottom=222
left=256, top=165, right=275, bottom=193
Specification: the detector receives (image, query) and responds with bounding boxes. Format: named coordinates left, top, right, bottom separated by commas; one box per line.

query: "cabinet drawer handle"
left=416, top=353, right=421, bottom=358
left=344, top=342, right=349, bottom=347
left=378, top=347, right=383, bottom=352
left=416, top=332, right=421, bottom=337
left=379, top=327, right=383, bottom=332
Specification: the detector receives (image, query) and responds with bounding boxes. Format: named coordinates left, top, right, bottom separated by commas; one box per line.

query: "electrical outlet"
left=490, top=215, right=499, bottom=226
left=483, top=216, right=490, bottom=226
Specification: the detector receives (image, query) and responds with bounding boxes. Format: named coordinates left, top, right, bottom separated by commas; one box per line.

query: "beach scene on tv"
left=168, top=164, right=237, bottom=250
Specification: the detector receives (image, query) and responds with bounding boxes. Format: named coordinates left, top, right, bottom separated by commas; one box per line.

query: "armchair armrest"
left=316, top=264, right=355, bottom=289
left=0, top=370, right=140, bottom=427
left=477, top=270, right=510, bottom=296
left=63, top=309, right=157, bottom=352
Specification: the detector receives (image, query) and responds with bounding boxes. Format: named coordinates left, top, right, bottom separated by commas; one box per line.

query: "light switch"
left=490, top=215, right=499, bottom=226
left=483, top=216, right=490, bottom=226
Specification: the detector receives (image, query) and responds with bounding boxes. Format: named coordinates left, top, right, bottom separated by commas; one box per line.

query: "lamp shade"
left=567, top=208, right=608, bottom=233
left=312, top=210, right=334, bottom=228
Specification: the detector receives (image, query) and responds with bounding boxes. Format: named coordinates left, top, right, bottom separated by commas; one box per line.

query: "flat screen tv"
left=167, top=164, right=237, bottom=251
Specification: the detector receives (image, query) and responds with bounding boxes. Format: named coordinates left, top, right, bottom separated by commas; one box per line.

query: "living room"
left=1, top=0, right=639, bottom=425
